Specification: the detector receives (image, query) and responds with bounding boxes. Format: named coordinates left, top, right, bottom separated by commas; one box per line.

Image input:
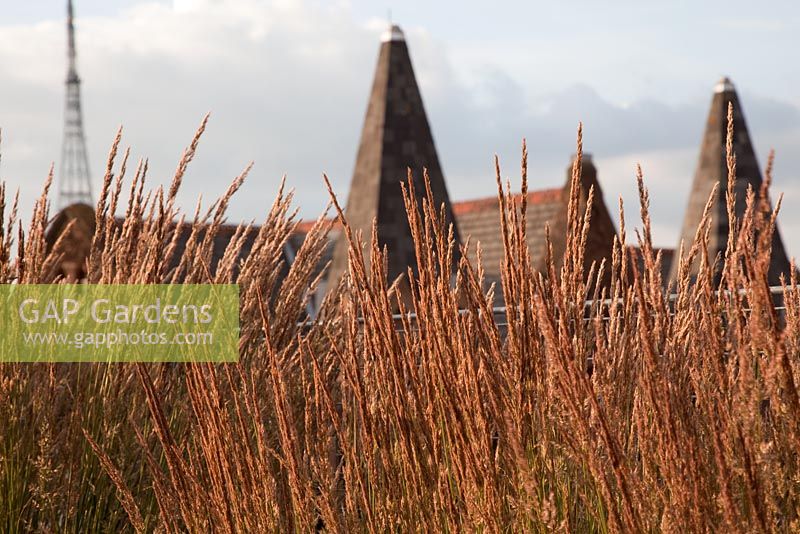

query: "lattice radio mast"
left=58, top=0, right=93, bottom=208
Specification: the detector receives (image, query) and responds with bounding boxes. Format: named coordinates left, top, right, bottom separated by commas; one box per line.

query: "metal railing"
left=298, top=286, right=795, bottom=333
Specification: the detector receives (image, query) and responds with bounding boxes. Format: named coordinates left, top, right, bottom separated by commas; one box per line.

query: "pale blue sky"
left=1, top=0, right=799, bottom=251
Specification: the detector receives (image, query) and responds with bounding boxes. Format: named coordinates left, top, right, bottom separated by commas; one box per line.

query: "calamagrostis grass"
left=1, top=108, right=799, bottom=532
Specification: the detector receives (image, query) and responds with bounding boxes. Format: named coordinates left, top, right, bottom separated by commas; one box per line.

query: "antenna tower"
left=58, top=0, right=93, bottom=208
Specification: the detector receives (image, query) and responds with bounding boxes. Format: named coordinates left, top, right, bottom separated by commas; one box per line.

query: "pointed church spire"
left=328, top=25, right=460, bottom=288
left=669, top=77, right=791, bottom=285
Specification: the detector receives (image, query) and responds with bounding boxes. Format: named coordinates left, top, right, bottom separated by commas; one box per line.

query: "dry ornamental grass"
left=0, top=106, right=799, bottom=532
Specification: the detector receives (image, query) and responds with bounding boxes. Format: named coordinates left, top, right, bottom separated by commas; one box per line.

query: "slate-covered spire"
left=328, top=24, right=460, bottom=287
left=669, top=77, right=791, bottom=285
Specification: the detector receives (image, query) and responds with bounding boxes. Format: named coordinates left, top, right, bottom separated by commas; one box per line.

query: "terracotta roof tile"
left=291, top=188, right=565, bottom=234
left=294, top=218, right=341, bottom=234
left=452, top=188, right=562, bottom=216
